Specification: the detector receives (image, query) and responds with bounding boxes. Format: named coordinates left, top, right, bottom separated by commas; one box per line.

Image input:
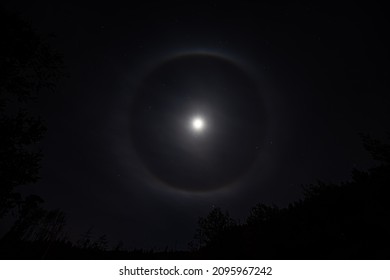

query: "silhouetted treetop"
left=192, top=207, right=235, bottom=249
left=360, top=133, right=390, bottom=164
left=0, top=8, right=64, bottom=106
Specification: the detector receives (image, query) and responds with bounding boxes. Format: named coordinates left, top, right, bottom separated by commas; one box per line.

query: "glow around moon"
left=129, top=53, right=266, bottom=193
left=191, top=116, right=205, bottom=132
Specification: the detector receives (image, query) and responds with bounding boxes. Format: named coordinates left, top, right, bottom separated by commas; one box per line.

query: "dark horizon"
left=1, top=1, right=389, bottom=256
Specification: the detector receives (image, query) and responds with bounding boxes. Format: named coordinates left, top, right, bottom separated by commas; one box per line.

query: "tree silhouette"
left=360, top=133, right=390, bottom=164
left=0, top=8, right=68, bottom=259
left=191, top=207, right=235, bottom=250
left=0, top=8, right=63, bottom=217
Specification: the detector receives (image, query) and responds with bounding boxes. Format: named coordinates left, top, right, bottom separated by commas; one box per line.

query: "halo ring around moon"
left=129, top=50, right=268, bottom=194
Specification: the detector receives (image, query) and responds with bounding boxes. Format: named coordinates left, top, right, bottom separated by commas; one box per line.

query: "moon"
left=191, top=116, right=205, bottom=132
left=129, top=53, right=267, bottom=192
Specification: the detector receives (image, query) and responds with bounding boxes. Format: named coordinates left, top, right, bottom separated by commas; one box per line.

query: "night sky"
left=2, top=1, right=389, bottom=249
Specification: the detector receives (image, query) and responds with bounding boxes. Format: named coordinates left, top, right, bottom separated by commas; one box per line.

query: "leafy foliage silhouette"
left=0, top=8, right=64, bottom=218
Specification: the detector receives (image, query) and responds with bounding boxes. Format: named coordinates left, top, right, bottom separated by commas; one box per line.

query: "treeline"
left=191, top=134, right=390, bottom=259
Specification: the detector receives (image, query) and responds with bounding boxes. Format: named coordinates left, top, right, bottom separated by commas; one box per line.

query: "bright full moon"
left=191, top=117, right=205, bottom=132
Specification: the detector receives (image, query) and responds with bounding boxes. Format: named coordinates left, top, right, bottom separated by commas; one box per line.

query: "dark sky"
left=3, top=1, right=389, bottom=249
